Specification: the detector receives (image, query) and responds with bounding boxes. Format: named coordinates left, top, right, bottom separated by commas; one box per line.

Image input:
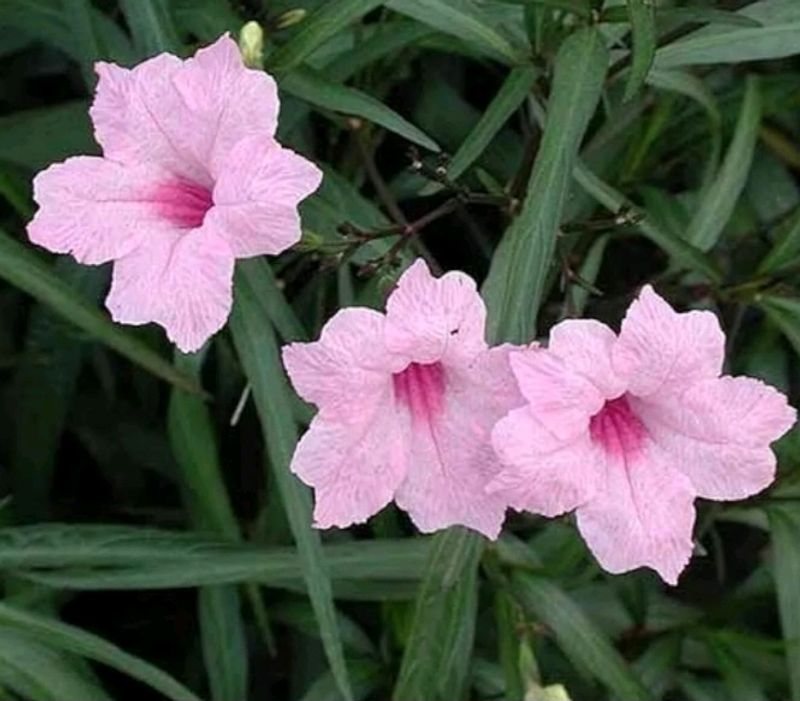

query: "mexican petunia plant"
left=27, top=35, right=321, bottom=352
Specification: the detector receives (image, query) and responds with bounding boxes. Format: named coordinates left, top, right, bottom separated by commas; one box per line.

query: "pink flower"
left=282, top=259, right=522, bottom=538
left=27, top=35, right=321, bottom=352
left=489, top=285, right=796, bottom=584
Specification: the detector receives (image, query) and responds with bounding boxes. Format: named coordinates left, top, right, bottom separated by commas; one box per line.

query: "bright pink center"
left=153, top=181, right=214, bottom=229
left=393, top=362, right=445, bottom=423
left=589, top=395, right=646, bottom=457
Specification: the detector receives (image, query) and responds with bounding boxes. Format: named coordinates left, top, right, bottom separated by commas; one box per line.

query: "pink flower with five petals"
left=489, top=285, right=796, bottom=584
left=282, top=259, right=522, bottom=538
left=27, top=35, right=321, bottom=352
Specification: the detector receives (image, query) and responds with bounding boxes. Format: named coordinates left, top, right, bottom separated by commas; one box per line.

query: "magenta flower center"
left=393, top=362, right=446, bottom=423
left=153, top=180, right=214, bottom=229
left=589, top=395, right=645, bottom=456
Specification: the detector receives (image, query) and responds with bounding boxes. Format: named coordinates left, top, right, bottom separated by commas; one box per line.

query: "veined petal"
left=548, top=319, right=626, bottom=399
left=90, top=35, right=278, bottom=184
left=291, top=405, right=407, bottom=529
left=636, top=376, right=796, bottom=500
left=613, top=285, right=724, bottom=398
left=394, top=346, right=519, bottom=539
left=489, top=406, right=600, bottom=517
left=106, top=226, right=234, bottom=352
left=576, top=442, right=696, bottom=585
left=385, top=259, right=487, bottom=366
left=509, top=347, right=604, bottom=442
left=209, top=136, right=322, bottom=257
left=28, top=156, right=172, bottom=264
left=283, top=308, right=400, bottom=423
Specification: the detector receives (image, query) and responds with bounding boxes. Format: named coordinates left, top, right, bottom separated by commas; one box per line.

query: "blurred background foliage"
left=1, top=0, right=800, bottom=699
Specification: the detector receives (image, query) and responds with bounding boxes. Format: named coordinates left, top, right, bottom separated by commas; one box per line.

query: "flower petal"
left=613, top=285, right=724, bottom=398
left=635, top=376, right=796, bottom=500
left=385, top=259, right=487, bottom=366
left=489, top=406, right=600, bottom=517
left=576, top=442, right=696, bottom=585
left=27, top=156, right=173, bottom=264
left=509, top=347, right=604, bottom=442
left=548, top=319, right=626, bottom=399
left=283, top=308, right=399, bottom=423
left=292, top=406, right=407, bottom=529
left=209, top=136, right=322, bottom=257
left=106, top=226, right=234, bottom=352
left=91, top=36, right=278, bottom=184
left=394, top=346, right=518, bottom=539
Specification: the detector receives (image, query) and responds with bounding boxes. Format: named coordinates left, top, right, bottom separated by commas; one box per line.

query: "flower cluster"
left=26, top=36, right=796, bottom=585
left=285, top=261, right=795, bottom=584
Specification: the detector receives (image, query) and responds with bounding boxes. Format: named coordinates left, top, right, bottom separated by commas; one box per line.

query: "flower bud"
left=275, top=9, right=307, bottom=30
left=239, top=21, right=264, bottom=68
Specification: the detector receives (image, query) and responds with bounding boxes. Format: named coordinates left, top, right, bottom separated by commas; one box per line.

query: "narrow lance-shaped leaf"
left=267, top=0, right=387, bottom=74
left=757, top=210, right=800, bottom=274
left=422, top=65, right=537, bottom=195
left=511, top=572, right=650, bottom=700
left=120, top=0, right=182, bottom=56
left=624, top=0, right=657, bottom=101
left=483, top=27, right=609, bottom=343
left=0, top=229, right=203, bottom=395
left=392, top=527, right=484, bottom=701
left=767, top=505, right=800, bottom=701
left=759, top=295, right=800, bottom=358
left=0, top=602, right=203, bottom=701
left=281, top=67, right=440, bottom=152
left=229, top=259, right=353, bottom=701
left=686, top=75, right=761, bottom=251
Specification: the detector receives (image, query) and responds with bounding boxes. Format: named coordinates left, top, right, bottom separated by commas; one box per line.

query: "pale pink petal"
left=282, top=308, right=400, bottom=423
left=635, top=376, right=796, bottom=500
left=171, top=35, right=279, bottom=178
left=208, top=136, right=322, bottom=257
left=489, top=407, right=600, bottom=517
left=394, top=346, right=519, bottom=539
left=27, top=157, right=176, bottom=264
left=106, top=226, right=234, bottom=352
left=613, top=285, right=724, bottom=398
left=91, top=56, right=208, bottom=184
left=291, top=405, right=407, bottom=529
left=90, top=36, right=278, bottom=184
left=509, top=348, right=604, bottom=443
left=385, top=259, right=487, bottom=366
left=548, top=319, right=626, bottom=399
left=576, top=442, right=696, bottom=585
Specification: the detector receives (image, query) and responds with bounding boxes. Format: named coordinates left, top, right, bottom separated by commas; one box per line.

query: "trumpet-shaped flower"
left=490, top=286, right=795, bottom=584
left=282, top=259, right=522, bottom=538
left=28, top=35, right=321, bottom=352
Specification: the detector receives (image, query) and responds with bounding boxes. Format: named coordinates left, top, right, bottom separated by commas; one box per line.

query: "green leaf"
left=702, top=632, right=768, bottom=701
left=268, top=0, right=387, bottom=73
left=483, top=28, right=609, bottom=343
left=0, top=230, right=203, bottom=395
left=686, top=76, right=761, bottom=251
left=654, top=12, right=800, bottom=68
left=198, top=587, right=248, bottom=701
left=0, top=102, right=95, bottom=172
left=385, top=0, right=522, bottom=64
left=0, top=602, right=202, bottom=701
left=767, top=504, right=800, bottom=701
left=11, top=261, right=105, bottom=520
left=624, top=0, right=657, bottom=101
left=168, top=353, right=248, bottom=701
left=422, top=65, right=537, bottom=195
left=392, top=527, right=483, bottom=701
left=120, top=0, right=182, bottom=56
left=511, top=573, right=650, bottom=701
left=757, top=210, right=800, bottom=274
left=229, top=260, right=353, bottom=701
left=573, top=162, right=723, bottom=281
left=174, top=0, right=242, bottom=41
left=301, top=661, right=383, bottom=701
left=281, top=67, right=440, bottom=152
left=758, top=295, right=800, bottom=357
